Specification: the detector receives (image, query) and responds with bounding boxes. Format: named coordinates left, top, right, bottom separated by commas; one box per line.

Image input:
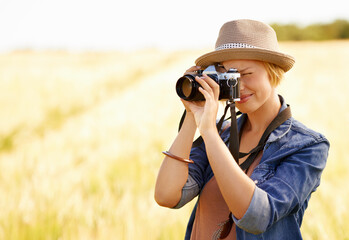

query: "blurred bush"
left=271, top=19, right=349, bottom=41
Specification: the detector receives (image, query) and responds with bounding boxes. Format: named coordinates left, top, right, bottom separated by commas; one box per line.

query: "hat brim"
left=195, top=48, right=295, bottom=72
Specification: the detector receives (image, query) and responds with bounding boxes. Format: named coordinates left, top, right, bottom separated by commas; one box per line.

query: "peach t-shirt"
left=190, top=152, right=262, bottom=240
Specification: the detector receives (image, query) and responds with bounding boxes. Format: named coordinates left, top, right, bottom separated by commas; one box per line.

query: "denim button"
left=254, top=180, right=259, bottom=184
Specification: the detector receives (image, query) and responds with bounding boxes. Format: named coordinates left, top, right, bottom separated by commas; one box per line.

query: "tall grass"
left=0, top=42, right=347, bottom=239
left=278, top=41, right=349, bottom=239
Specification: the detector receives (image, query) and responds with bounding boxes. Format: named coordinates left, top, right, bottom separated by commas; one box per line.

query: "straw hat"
left=195, top=19, right=295, bottom=72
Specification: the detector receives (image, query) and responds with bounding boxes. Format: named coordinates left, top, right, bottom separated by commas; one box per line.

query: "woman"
left=154, top=19, right=329, bottom=240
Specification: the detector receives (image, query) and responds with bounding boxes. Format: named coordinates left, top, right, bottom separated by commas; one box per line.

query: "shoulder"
left=260, top=117, right=330, bottom=179
left=289, top=118, right=329, bottom=147
left=267, top=117, right=330, bottom=155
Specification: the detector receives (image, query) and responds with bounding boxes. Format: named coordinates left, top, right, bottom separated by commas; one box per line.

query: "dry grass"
left=278, top=41, right=349, bottom=239
left=0, top=41, right=347, bottom=239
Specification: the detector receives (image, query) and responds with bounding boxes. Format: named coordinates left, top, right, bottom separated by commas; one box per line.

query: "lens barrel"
left=176, top=70, right=240, bottom=101
left=176, top=74, right=205, bottom=101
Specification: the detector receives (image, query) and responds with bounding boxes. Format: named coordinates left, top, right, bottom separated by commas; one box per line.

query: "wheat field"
left=0, top=41, right=348, bottom=239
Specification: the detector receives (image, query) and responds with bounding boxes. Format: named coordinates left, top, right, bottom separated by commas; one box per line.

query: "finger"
left=198, top=87, right=214, bottom=103
left=202, top=74, right=220, bottom=98
left=180, top=98, right=204, bottom=110
left=195, top=76, right=213, bottom=95
left=195, top=75, right=219, bottom=100
left=184, top=65, right=201, bottom=75
left=180, top=98, right=190, bottom=109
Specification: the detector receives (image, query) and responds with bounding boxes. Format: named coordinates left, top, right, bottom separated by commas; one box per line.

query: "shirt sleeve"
left=233, top=139, right=329, bottom=234
left=172, top=141, right=210, bottom=209
left=172, top=174, right=200, bottom=209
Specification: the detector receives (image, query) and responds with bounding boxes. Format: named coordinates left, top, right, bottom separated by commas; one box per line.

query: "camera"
left=176, top=65, right=240, bottom=101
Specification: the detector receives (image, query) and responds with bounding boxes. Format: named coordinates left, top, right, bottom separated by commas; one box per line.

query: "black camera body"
left=176, top=65, right=240, bottom=101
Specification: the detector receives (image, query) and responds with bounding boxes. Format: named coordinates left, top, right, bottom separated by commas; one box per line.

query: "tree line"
left=271, top=19, right=349, bottom=41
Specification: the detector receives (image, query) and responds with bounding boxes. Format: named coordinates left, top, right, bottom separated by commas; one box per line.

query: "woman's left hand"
left=182, top=74, right=220, bottom=136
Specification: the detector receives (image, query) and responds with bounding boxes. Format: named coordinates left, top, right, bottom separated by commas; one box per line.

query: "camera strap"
left=178, top=107, right=239, bottom=150
left=178, top=98, right=291, bottom=171
left=177, top=97, right=291, bottom=240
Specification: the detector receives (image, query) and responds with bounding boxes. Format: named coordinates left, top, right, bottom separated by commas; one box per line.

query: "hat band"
left=216, top=43, right=257, bottom=51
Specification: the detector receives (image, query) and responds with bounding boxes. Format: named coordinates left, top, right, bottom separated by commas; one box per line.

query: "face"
left=221, top=59, right=276, bottom=114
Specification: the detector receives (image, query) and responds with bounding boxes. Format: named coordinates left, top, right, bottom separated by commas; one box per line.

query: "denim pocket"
left=251, top=165, right=275, bottom=185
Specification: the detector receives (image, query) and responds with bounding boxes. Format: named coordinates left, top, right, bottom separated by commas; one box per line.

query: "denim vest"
left=174, top=96, right=330, bottom=239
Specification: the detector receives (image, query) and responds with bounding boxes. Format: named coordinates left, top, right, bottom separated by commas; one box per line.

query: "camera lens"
left=176, top=75, right=195, bottom=100
left=181, top=78, right=193, bottom=98
left=176, top=74, right=205, bottom=101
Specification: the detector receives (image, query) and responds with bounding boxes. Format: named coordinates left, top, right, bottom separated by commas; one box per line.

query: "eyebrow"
left=220, top=64, right=254, bottom=73
left=239, top=67, right=254, bottom=72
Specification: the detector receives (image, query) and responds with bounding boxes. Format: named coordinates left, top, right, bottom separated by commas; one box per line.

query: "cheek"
left=255, top=75, right=273, bottom=95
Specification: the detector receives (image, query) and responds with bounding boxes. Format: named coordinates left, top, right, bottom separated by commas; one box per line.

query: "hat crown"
left=215, top=19, right=279, bottom=51
left=195, top=19, right=295, bottom=72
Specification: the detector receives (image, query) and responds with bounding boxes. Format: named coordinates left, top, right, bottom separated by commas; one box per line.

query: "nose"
left=239, top=77, right=245, bottom=92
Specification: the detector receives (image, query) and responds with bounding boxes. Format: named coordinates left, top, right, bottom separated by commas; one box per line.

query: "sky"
left=0, top=0, right=348, bottom=52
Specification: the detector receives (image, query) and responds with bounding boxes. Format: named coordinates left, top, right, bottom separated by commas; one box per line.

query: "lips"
left=237, top=94, right=253, bottom=104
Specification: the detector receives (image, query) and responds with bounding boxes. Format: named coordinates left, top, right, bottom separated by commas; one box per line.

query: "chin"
left=236, top=103, right=258, bottom=115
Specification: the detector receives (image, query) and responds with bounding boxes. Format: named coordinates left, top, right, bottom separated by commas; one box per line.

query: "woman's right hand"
left=180, top=66, right=220, bottom=136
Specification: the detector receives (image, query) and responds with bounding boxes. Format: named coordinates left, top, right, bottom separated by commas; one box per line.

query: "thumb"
left=180, top=99, right=192, bottom=113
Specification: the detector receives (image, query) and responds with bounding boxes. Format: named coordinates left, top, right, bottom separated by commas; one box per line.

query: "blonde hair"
left=263, top=62, right=285, bottom=87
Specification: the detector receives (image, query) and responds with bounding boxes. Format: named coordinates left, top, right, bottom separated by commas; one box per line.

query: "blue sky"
left=0, top=0, right=348, bottom=51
